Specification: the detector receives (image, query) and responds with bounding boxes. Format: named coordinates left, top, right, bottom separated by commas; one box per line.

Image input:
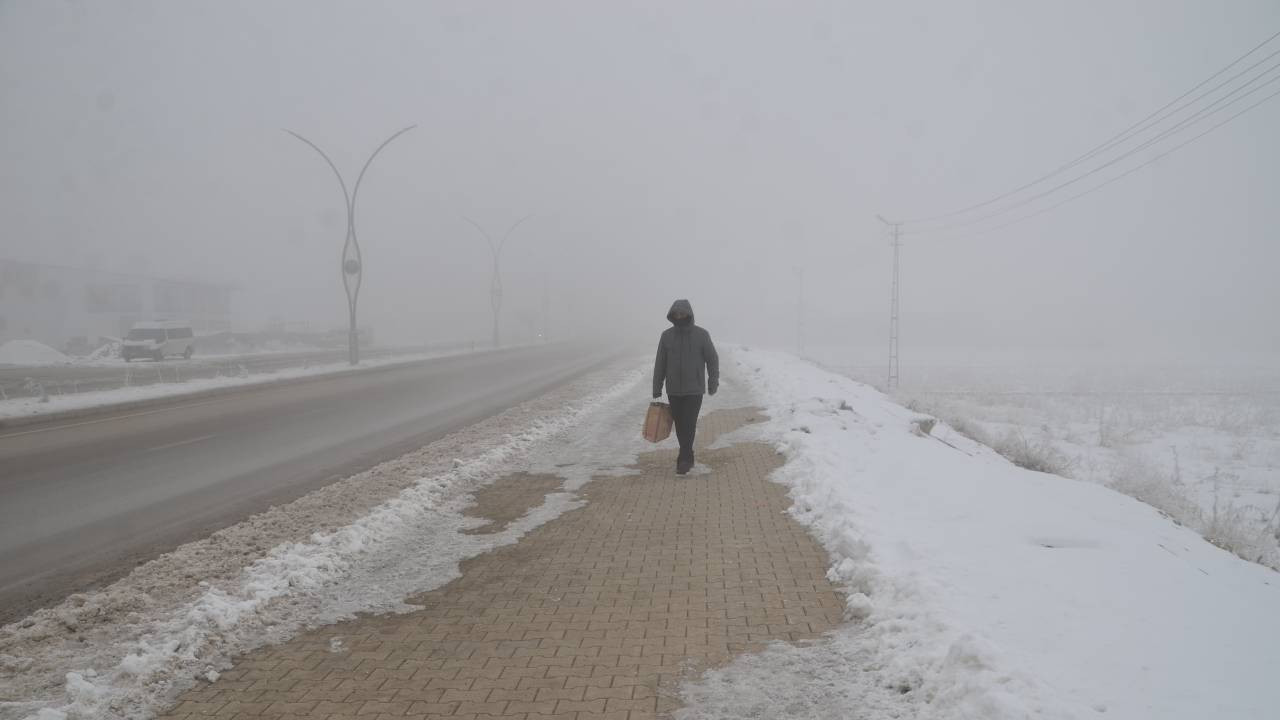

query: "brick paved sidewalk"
left=160, top=407, right=846, bottom=720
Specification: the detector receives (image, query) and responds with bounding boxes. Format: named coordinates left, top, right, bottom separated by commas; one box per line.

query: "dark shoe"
left=676, top=458, right=691, bottom=475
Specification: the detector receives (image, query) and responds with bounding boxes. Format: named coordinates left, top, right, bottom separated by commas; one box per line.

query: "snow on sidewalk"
left=154, top=401, right=842, bottom=720
left=0, top=359, right=658, bottom=720
left=680, top=348, right=1280, bottom=720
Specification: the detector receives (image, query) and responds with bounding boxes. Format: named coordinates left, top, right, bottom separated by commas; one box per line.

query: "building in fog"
left=0, top=258, right=232, bottom=352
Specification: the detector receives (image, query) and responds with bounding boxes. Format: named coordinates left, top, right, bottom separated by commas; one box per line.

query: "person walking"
left=653, top=299, right=719, bottom=475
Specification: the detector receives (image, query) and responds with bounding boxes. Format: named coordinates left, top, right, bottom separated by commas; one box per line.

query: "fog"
left=3, top=0, right=1278, bottom=366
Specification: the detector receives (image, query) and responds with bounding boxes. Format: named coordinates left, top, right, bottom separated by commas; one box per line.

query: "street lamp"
left=463, top=214, right=532, bottom=348
left=283, top=125, right=416, bottom=365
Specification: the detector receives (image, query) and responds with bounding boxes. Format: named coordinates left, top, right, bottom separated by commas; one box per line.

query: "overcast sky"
left=2, top=0, right=1278, bottom=364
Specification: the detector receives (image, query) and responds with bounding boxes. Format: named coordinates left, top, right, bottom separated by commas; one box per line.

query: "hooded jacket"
left=653, top=299, right=719, bottom=397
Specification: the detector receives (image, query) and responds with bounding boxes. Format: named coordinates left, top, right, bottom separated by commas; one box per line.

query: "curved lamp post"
left=463, top=214, right=532, bottom=348
left=284, top=125, right=416, bottom=365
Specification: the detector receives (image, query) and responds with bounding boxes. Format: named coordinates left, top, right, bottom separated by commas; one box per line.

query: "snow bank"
left=682, top=349, right=1280, bottom=720
left=0, top=340, right=69, bottom=366
left=82, top=342, right=121, bottom=364
left=905, top=382, right=1280, bottom=571
left=0, top=349, right=465, bottom=421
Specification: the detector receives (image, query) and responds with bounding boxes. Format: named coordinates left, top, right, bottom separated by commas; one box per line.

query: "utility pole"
left=877, top=215, right=902, bottom=390
left=793, top=266, right=805, bottom=357
left=541, top=273, right=550, bottom=342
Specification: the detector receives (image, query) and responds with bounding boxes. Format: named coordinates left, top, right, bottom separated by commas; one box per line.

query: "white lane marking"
left=0, top=396, right=237, bottom=440
left=144, top=433, right=219, bottom=453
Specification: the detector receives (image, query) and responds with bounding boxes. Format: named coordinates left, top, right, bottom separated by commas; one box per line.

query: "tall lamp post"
left=284, top=125, right=416, bottom=365
left=463, top=214, right=532, bottom=348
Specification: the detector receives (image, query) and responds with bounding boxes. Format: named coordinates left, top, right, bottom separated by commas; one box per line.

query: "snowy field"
left=680, top=349, right=1280, bottom=720
left=851, top=364, right=1280, bottom=571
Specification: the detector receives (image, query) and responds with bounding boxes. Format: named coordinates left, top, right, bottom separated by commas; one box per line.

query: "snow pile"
left=681, top=349, right=1280, bottom=720
left=0, top=340, right=69, bottom=366
left=2, top=361, right=648, bottom=720
left=81, top=341, right=122, bottom=364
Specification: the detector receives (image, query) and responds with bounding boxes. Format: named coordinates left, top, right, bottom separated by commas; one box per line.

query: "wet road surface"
left=0, top=343, right=616, bottom=623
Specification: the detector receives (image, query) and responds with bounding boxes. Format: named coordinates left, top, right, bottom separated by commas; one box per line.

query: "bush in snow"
left=903, top=384, right=1280, bottom=574
left=928, top=408, right=1074, bottom=476
left=1108, top=452, right=1201, bottom=524
left=1202, top=468, right=1279, bottom=567
left=22, top=377, right=49, bottom=403
left=994, top=429, right=1075, bottom=476
left=1109, top=456, right=1280, bottom=569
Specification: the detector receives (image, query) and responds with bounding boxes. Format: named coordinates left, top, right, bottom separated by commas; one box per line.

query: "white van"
left=122, top=321, right=196, bottom=361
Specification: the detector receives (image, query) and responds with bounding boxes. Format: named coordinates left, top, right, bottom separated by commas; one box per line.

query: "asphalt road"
left=0, top=343, right=616, bottom=623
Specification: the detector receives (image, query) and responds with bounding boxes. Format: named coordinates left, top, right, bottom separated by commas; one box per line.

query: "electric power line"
left=876, top=29, right=1280, bottom=393
left=1071, top=46, right=1280, bottom=173
left=930, top=83, right=1280, bottom=241
left=903, top=60, right=1280, bottom=235
left=900, top=28, right=1280, bottom=226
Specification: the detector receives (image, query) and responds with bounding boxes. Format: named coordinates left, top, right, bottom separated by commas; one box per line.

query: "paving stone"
left=158, top=408, right=844, bottom=719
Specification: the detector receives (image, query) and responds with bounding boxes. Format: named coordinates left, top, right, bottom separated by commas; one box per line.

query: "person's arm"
left=652, top=336, right=667, bottom=399
left=704, top=331, right=719, bottom=395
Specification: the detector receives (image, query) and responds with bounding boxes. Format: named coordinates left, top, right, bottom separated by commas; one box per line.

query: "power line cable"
left=931, top=84, right=1280, bottom=240
left=903, top=61, right=1280, bottom=235
left=900, top=28, right=1280, bottom=225
left=907, top=59, right=1280, bottom=234
left=1074, top=46, right=1280, bottom=168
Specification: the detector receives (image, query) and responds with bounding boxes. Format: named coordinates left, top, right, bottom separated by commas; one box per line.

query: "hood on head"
left=666, top=299, right=694, bottom=324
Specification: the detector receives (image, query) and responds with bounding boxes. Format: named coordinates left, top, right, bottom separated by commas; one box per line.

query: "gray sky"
left=3, top=0, right=1278, bottom=363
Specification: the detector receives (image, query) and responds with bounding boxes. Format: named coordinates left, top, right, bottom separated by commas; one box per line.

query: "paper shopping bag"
left=642, top=401, right=673, bottom=443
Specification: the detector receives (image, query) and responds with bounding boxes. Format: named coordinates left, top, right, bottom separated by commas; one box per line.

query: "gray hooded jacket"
left=653, top=299, right=719, bottom=397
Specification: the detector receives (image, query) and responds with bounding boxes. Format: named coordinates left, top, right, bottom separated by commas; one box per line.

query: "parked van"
left=122, top=321, right=196, bottom=361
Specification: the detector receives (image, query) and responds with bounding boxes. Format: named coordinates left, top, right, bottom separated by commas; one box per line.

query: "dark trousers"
left=668, top=393, right=704, bottom=463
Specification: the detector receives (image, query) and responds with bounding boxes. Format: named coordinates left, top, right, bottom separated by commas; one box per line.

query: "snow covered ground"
left=0, top=348, right=472, bottom=421
left=6, top=349, right=1278, bottom=720
left=67, top=342, right=340, bottom=368
left=679, top=349, right=1280, bottom=720
left=0, top=338, right=327, bottom=368
left=867, top=365, right=1280, bottom=571
left=0, top=341, right=69, bottom=366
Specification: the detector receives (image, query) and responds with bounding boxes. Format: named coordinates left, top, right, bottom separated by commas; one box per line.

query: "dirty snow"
left=679, top=348, right=1280, bottom=720
left=0, top=358, right=654, bottom=720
